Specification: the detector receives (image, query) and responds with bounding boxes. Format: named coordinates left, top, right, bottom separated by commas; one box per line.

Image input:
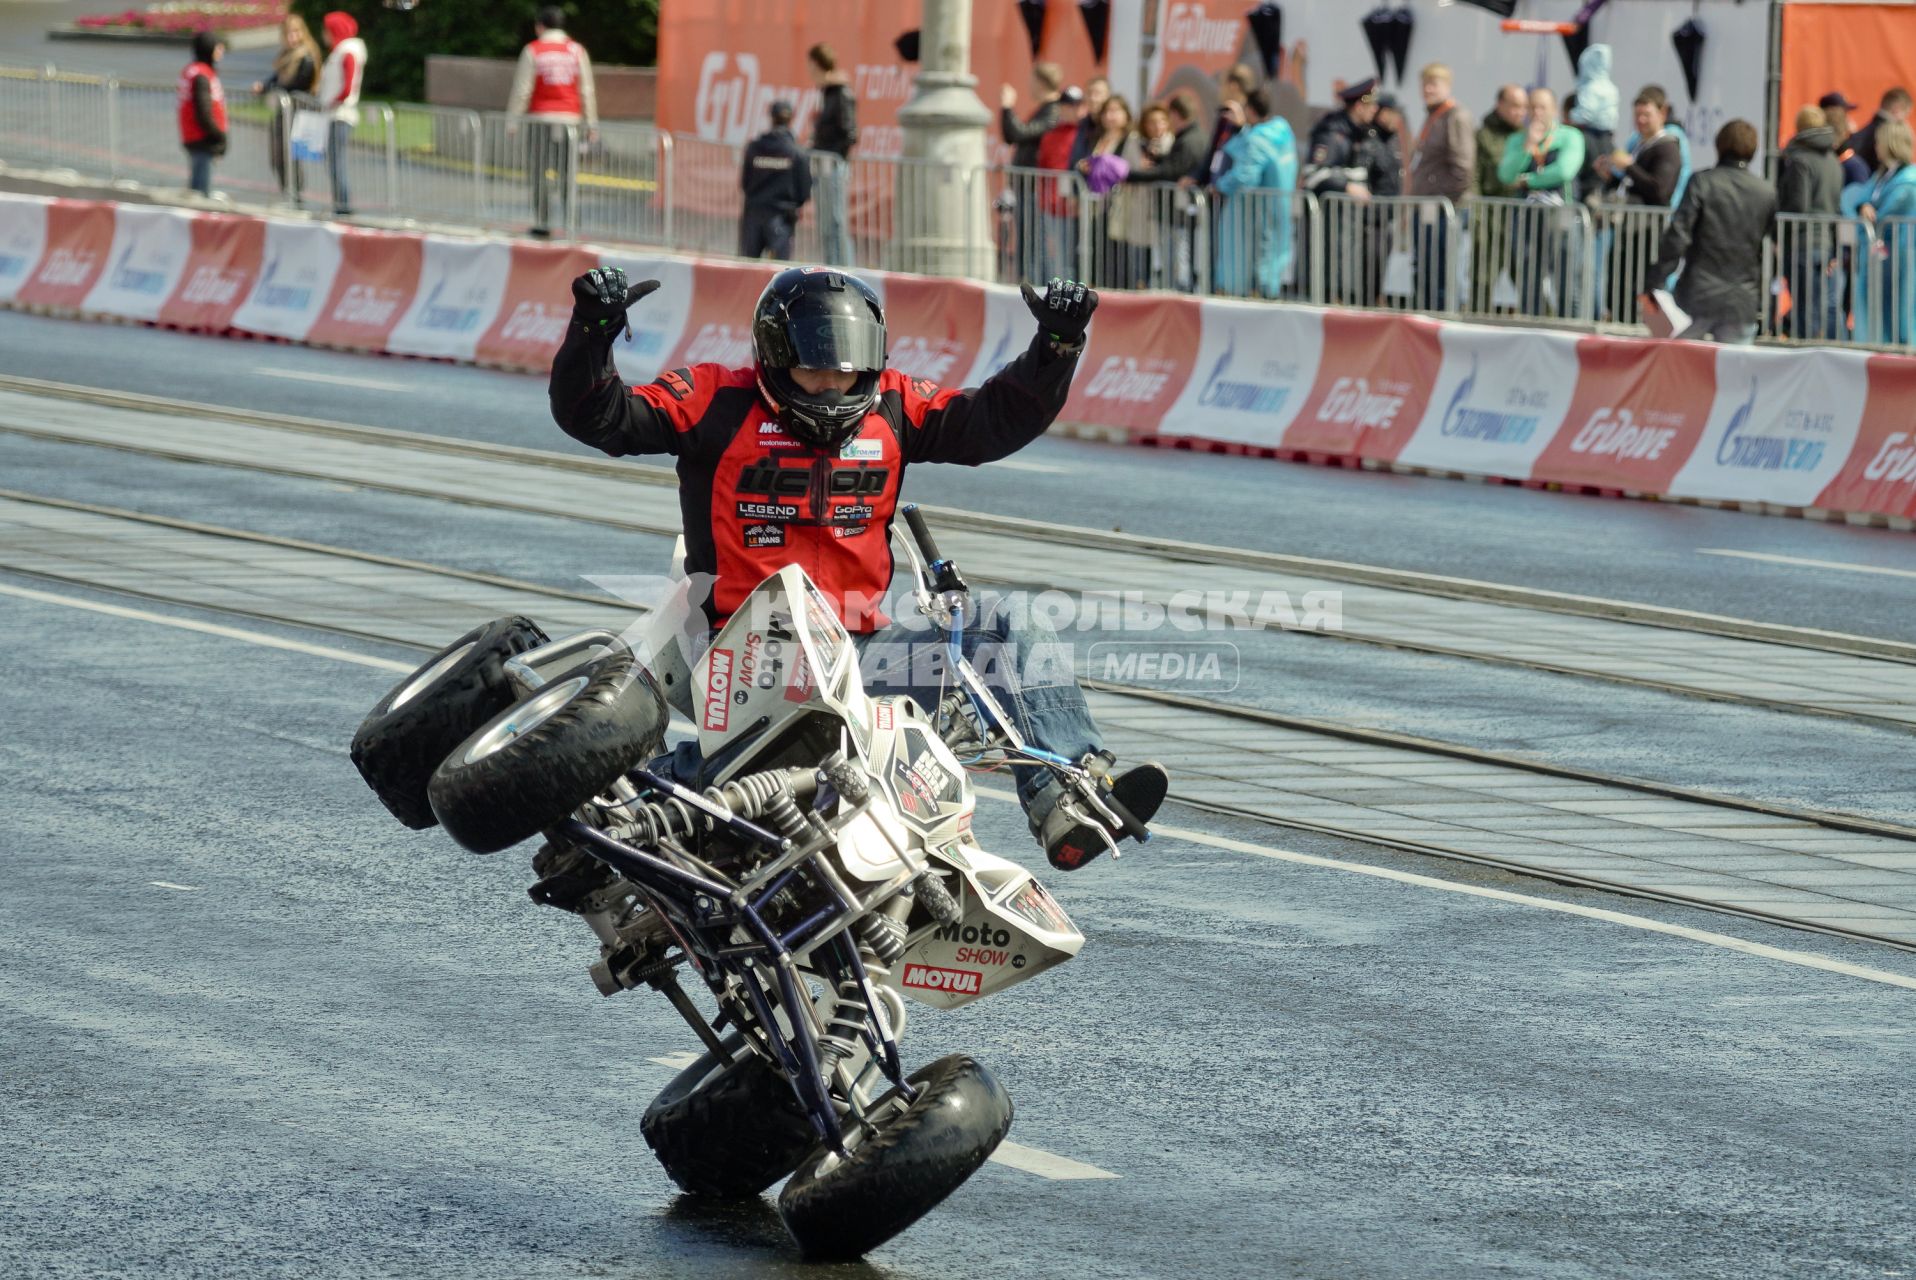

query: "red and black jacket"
left=549, top=327, right=1077, bottom=632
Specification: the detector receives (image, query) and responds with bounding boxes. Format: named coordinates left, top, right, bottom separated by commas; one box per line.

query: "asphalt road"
left=4, top=580, right=1915, bottom=1279
left=1, top=309, right=1912, bottom=643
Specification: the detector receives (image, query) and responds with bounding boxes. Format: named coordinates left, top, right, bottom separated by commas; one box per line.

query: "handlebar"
left=900, top=504, right=966, bottom=596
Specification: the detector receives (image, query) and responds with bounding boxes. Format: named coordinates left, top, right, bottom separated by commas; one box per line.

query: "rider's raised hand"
left=569, top=267, right=661, bottom=336
left=1021, top=277, right=1098, bottom=352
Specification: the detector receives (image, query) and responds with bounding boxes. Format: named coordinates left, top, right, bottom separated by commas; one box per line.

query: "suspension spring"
left=816, top=973, right=870, bottom=1073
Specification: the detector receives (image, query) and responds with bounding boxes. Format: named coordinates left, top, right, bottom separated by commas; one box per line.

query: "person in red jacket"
left=548, top=265, right=1169, bottom=870
left=177, top=32, right=228, bottom=196
left=508, top=5, right=599, bottom=238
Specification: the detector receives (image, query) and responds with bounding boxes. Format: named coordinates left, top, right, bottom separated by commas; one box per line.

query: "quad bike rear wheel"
left=778, top=1054, right=1013, bottom=1260
left=349, top=615, right=549, bottom=828
left=641, top=1036, right=819, bottom=1198
left=426, top=644, right=669, bottom=854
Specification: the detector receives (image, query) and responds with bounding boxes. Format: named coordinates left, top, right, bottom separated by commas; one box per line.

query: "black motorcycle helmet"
left=751, top=267, right=887, bottom=452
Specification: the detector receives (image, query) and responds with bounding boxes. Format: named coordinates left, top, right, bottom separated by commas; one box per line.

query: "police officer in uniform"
left=1305, top=79, right=1381, bottom=305
left=740, top=100, right=813, bottom=261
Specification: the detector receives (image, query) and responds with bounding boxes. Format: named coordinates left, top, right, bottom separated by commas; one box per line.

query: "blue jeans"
left=328, top=120, right=353, bottom=213
left=857, top=591, right=1101, bottom=827
left=816, top=158, right=854, bottom=266
left=186, top=148, right=214, bottom=196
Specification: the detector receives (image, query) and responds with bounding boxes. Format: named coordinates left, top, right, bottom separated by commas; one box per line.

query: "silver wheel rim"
left=463, top=676, right=588, bottom=764
left=392, top=641, right=475, bottom=710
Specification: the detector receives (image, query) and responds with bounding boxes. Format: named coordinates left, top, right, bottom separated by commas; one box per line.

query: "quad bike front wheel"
left=777, top=1054, right=1013, bottom=1260
left=349, top=615, right=549, bottom=828
left=641, top=1036, right=820, bottom=1198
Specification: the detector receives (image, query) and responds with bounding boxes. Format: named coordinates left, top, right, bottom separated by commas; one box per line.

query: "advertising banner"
left=1667, top=344, right=1871, bottom=507
left=13, top=200, right=116, bottom=311
left=228, top=219, right=341, bottom=342
left=1814, top=352, right=1916, bottom=520
left=305, top=229, right=424, bottom=351
left=1060, top=291, right=1201, bottom=433
left=960, top=283, right=1031, bottom=387
left=1283, top=310, right=1442, bottom=461
left=158, top=214, right=266, bottom=332
left=473, top=241, right=599, bottom=372
left=660, top=257, right=779, bottom=371
left=385, top=236, right=515, bottom=362
left=883, top=273, right=987, bottom=388
left=0, top=195, right=49, bottom=303
left=593, top=250, right=700, bottom=382
left=1529, top=336, right=1719, bottom=492
left=80, top=205, right=195, bottom=323
left=1154, top=298, right=1322, bottom=447
left=1395, top=323, right=1582, bottom=476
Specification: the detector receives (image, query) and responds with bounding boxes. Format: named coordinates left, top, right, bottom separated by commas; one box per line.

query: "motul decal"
left=901, top=962, right=982, bottom=995
left=704, top=647, right=734, bottom=731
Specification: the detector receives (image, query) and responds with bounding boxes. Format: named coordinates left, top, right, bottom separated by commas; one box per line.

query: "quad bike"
left=348, top=507, right=1151, bottom=1259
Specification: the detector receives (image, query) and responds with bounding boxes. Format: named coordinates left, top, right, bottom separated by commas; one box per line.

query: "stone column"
left=894, top=0, right=993, bottom=279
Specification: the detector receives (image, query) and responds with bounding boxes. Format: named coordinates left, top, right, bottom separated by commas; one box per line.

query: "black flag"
left=1017, top=0, right=1046, bottom=58
left=1385, top=5, right=1414, bottom=83
left=1362, top=5, right=1393, bottom=83
left=1562, top=22, right=1590, bottom=75
left=1247, top=3, right=1283, bottom=80
left=1079, top=0, right=1110, bottom=64
left=1672, top=19, right=1705, bottom=101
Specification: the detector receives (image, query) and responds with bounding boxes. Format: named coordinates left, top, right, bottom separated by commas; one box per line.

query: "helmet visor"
left=780, top=313, right=887, bottom=373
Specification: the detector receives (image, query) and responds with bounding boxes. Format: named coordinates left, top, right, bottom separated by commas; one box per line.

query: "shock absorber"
left=815, top=972, right=870, bottom=1073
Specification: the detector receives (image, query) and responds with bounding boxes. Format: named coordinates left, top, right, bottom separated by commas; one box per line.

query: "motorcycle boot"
left=1037, top=759, right=1170, bottom=871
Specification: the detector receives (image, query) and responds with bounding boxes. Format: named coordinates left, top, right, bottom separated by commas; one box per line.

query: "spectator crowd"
left=171, top=15, right=1916, bottom=348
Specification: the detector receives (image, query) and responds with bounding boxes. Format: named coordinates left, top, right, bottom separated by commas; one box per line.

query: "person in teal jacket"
left=1212, top=89, right=1297, bottom=299
left=1842, top=118, right=1916, bottom=345
left=1499, top=87, right=1586, bottom=316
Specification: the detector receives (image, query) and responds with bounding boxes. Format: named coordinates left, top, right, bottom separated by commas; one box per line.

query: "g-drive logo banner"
left=0, top=196, right=48, bottom=302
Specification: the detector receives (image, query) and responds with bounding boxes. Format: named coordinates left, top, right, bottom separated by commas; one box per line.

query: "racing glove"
left=569, top=267, right=661, bottom=341
left=1021, top=277, right=1098, bottom=358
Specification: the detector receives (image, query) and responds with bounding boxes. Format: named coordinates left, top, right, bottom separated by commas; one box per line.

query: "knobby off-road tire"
left=350, top=615, right=549, bottom=829
left=778, top=1054, right=1013, bottom=1260
left=426, top=645, right=668, bottom=854
left=641, top=1036, right=819, bottom=1198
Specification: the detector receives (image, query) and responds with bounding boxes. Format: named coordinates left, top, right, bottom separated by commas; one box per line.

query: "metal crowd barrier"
left=1589, top=204, right=1672, bottom=328
left=1317, top=194, right=1459, bottom=314
left=6, top=58, right=1916, bottom=352
left=1456, top=196, right=1597, bottom=324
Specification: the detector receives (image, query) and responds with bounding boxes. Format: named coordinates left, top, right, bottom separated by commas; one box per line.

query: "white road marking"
left=646, top=1051, right=702, bottom=1071
left=253, top=367, right=413, bottom=393
left=974, top=785, right=1916, bottom=992
left=989, top=1140, right=1120, bottom=1180
left=1698, top=548, right=1916, bottom=581
left=149, top=881, right=201, bottom=891
left=990, top=458, right=1069, bottom=474
left=0, top=581, right=414, bottom=673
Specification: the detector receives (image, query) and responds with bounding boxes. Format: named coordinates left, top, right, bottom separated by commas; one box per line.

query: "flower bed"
left=75, top=1, right=287, bottom=35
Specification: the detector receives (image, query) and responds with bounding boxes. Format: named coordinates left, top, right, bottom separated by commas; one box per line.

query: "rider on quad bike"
left=548, top=265, right=1167, bottom=870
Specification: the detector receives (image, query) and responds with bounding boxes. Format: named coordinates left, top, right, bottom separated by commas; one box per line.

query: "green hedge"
left=292, top=1, right=658, bottom=103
